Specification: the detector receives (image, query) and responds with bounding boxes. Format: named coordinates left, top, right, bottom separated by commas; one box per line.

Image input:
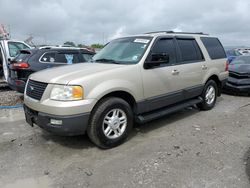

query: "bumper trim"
left=223, top=82, right=250, bottom=94
left=24, top=105, right=90, bottom=136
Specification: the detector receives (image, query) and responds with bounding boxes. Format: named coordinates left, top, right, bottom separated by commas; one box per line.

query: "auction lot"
left=0, top=93, right=250, bottom=188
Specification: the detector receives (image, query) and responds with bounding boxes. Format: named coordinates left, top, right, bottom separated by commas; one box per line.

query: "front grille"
left=26, top=79, right=48, bottom=100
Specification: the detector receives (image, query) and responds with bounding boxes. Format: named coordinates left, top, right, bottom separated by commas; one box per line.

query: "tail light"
left=13, top=62, right=29, bottom=69
left=225, top=60, right=229, bottom=71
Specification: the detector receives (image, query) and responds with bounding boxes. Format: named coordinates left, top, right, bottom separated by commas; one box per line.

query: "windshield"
left=92, top=37, right=152, bottom=64
left=231, top=56, right=250, bottom=65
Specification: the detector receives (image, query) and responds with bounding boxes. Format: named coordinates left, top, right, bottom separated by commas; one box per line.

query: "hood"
left=29, top=63, right=126, bottom=84
left=229, top=64, right=250, bottom=74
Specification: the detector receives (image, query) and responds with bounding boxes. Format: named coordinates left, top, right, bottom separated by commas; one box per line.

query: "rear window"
left=14, top=51, right=31, bottom=62
left=40, top=52, right=80, bottom=64
left=201, top=37, right=226, bottom=60
left=82, top=53, right=94, bottom=62
left=177, top=38, right=204, bottom=62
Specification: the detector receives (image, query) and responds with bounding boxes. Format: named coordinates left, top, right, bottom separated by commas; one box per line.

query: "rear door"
left=174, top=37, right=205, bottom=99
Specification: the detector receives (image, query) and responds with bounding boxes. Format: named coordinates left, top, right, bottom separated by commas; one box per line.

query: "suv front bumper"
left=24, top=105, right=90, bottom=136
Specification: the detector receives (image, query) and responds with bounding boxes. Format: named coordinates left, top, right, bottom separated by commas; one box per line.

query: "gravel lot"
left=0, top=85, right=23, bottom=106
left=0, top=94, right=250, bottom=188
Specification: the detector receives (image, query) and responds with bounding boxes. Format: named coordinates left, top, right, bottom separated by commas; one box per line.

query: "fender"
left=86, top=79, right=141, bottom=102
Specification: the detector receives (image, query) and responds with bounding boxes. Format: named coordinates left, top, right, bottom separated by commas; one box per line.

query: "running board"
left=136, top=97, right=203, bottom=124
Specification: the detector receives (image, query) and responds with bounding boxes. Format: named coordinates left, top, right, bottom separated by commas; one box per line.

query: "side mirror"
left=144, top=53, right=169, bottom=69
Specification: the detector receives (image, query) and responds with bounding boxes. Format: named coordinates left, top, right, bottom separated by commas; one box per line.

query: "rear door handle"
left=202, top=65, right=208, bottom=70
left=172, top=69, right=180, bottom=75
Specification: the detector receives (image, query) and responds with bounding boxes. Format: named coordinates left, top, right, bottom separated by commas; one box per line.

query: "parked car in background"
left=223, top=55, right=250, bottom=95
left=23, top=31, right=228, bottom=148
left=8, top=47, right=95, bottom=93
left=237, top=48, right=250, bottom=55
left=226, top=49, right=241, bottom=63
left=0, top=38, right=31, bottom=80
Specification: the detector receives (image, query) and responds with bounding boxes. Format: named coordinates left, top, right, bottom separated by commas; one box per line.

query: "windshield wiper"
left=94, top=58, right=120, bottom=64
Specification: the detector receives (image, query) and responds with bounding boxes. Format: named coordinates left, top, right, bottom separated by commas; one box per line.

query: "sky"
left=0, top=0, right=250, bottom=46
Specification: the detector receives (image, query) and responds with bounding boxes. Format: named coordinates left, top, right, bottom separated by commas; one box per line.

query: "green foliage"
left=91, top=44, right=104, bottom=49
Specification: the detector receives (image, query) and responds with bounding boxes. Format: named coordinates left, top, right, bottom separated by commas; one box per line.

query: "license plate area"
left=25, top=113, right=34, bottom=127
left=24, top=106, right=38, bottom=127
left=10, top=70, right=18, bottom=79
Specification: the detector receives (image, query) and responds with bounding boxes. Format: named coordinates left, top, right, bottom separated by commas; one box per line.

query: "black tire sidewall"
left=90, top=98, right=133, bottom=148
left=200, top=80, right=218, bottom=110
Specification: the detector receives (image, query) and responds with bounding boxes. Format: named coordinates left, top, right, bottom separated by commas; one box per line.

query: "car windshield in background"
left=226, top=50, right=241, bottom=56
left=231, top=56, right=250, bottom=65
left=92, top=37, right=152, bottom=64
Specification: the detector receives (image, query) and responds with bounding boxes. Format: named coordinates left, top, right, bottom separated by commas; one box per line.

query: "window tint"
left=177, top=39, right=204, bottom=62
left=82, top=53, right=93, bottom=62
left=201, top=37, right=226, bottom=59
left=40, top=52, right=56, bottom=63
left=15, top=52, right=31, bottom=62
left=40, top=52, right=79, bottom=64
left=151, top=38, right=176, bottom=64
left=8, top=42, right=30, bottom=57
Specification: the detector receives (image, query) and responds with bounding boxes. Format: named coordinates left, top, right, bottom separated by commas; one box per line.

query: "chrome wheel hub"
left=102, top=109, right=127, bottom=139
left=205, top=85, right=215, bottom=105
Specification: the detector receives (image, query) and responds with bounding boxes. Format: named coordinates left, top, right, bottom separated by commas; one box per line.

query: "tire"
left=197, top=80, right=218, bottom=111
left=87, top=97, right=133, bottom=149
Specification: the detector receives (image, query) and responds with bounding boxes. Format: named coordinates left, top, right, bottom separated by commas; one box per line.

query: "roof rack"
left=145, top=31, right=208, bottom=35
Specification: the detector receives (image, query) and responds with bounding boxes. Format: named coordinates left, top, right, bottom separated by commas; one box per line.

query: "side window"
left=8, top=42, right=30, bottom=57
left=201, top=37, right=226, bottom=59
left=177, top=39, right=204, bottom=62
left=40, top=52, right=79, bottom=64
left=55, top=53, right=79, bottom=64
left=151, top=38, right=176, bottom=64
left=82, top=53, right=93, bottom=62
left=40, top=52, right=56, bottom=63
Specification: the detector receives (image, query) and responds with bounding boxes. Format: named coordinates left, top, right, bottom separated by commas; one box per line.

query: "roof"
left=128, top=31, right=210, bottom=38
left=38, top=46, right=95, bottom=53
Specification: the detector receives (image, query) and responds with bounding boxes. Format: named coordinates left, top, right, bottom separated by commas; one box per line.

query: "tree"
left=91, top=43, right=104, bottom=49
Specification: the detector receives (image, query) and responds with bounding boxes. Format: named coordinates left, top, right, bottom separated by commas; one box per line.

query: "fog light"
left=50, top=119, right=62, bottom=125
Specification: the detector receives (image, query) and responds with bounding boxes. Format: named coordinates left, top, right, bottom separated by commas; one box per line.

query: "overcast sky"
left=0, top=0, right=250, bottom=46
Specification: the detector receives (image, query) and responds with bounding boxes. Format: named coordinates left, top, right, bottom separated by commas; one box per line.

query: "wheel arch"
left=205, top=75, right=222, bottom=96
left=91, top=90, right=138, bottom=114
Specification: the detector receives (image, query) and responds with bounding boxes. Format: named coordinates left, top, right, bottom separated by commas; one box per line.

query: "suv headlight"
left=50, top=85, right=83, bottom=101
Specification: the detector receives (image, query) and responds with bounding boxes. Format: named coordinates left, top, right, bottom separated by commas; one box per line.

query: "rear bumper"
left=24, top=104, right=90, bottom=136
left=223, top=82, right=250, bottom=94
left=8, top=77, right=26, bottom=93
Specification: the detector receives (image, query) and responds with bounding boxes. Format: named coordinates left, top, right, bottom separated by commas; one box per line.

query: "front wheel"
left=197, top=80, right=218, bottom=110
left=87, top=97, right=133, bottom=149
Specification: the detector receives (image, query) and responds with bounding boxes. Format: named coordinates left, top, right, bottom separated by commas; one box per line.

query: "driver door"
left=141, top=37, right=185, bottom=113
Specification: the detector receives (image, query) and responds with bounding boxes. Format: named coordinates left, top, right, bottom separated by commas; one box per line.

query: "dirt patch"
left=0, top=87, right=23, bottom=106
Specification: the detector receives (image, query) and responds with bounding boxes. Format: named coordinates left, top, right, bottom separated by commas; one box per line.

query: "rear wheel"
left=87, top=97, right=133, bottom=149
left=197, top=80, right=218, bottom=110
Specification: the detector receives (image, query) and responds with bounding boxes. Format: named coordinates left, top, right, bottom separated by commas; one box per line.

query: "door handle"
left=172, top=69, right=180, bottom=75
left=202, top=65, right=208, bottom=70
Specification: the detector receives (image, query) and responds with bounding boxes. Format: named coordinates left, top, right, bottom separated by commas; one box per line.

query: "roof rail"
left=145, top=31, right=209, bottom=35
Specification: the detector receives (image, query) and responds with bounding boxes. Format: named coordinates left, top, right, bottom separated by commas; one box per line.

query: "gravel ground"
left=0, top=86, right=23, bottom=106
left=0, top=94, right=250, bottom=188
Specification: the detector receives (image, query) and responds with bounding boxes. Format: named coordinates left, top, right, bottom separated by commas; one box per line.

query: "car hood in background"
left=229, top=64, right=250, bottom=74
left=29, top=63, right=126, bottom=84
